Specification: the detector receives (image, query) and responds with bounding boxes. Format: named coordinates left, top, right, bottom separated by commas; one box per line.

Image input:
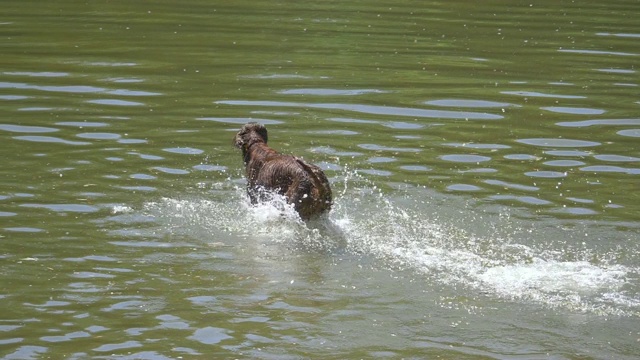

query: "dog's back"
left=290, top=157, right=332, bottom=219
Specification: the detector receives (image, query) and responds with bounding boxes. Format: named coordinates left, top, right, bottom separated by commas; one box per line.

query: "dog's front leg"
left=246, top=183, right=260, bottom=205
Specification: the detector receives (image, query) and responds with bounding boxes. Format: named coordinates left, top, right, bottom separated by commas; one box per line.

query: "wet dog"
left=233, top=122, right=332, bottom=220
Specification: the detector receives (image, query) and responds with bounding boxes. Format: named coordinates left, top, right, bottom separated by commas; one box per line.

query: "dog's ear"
left=253, top=123, right=268, bottom=143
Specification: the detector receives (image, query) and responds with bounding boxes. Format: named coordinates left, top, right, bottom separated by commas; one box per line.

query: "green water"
left=1, top=0, right=639, bottom=359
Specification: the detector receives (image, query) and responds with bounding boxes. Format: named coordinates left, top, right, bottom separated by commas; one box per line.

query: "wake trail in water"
left=140, top=172, right=639, bottom=317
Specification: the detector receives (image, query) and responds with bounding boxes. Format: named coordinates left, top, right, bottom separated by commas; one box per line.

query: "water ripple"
left=367, top=156, right=396, bottom=163
left=504, top=154, right=540, bottom=160
left=358, top=144, right=421, bottom=153
left=307, top=129, right=359, bottom=135
left=545, top=150, right=591, bottom=157
left=593, top=154, right=640, bottom=162
left=71, top=271, right=116, bottom=279
left=193, top=164, right=227, bottom=171
left=617, top=129, right=640, bottom=138
left=558, top=49, right=637, bottom=56
left=0, top=95, right=29, bottom=100
left=118, top=138, right=147, bottom=144
left=484, top=179, right=539, bottom=192
left=81, top=61, right=138, bottom=67
left=0, top=124, right=58, bottom=133
left=163, top=147, right=204, bottom=155
left=86, top=99, right=145, bottom=106
left=128, top=152, right=164, bottom=160
left=188, top=327, right=233, bottom=345
left=440, top=154, right=492, bottom=163
left=596, top=68, right=635, bottom=74
left=41, top=331, right=91, bottom=343
left=0, top=81, right=105, bottom=93
left=327, top=117, right=378, bottom=124
left=93, top=340, right=142, bottom=352
left=552, top=207, right=600, bottom=215
left=310, top=146, right=362, bottom=157
left=106, top=89, right=161, bottom=96
left=130, top=174, right=157, bottom=180
left=18, top=107, right=53, bottom=112
left=55, top=121, right=109, bottom=128
left=580, top=166, right=640, bottom=175
left=543, top=160, right=586, bottom=167
left=400, top=165, right=431, bottom=172
left=502, top=91, right=585, bottom=99
left=279, top=88, right=388, bottom=95
left=444, top=142, right=510, bottom=150
left=425, top=99, right=520, bottom=108
left=13, top=136, right=91, bottom=146
left=4, top=71, right=69, bottom=77
left=4, top=345, right=48, bottom=358
left=488, top=194, right=552, bottom=205
left=516, top=138, right=600, bottom=148
left=542, top=107, right=605, bottom=115
left=152, top=167, right=190, bottom=175
left=596, top=32, right=640, bottom=39
left=103, top=77, right=145, bottom=83
left=76, top=133, right=121, bottom=140
left=524, top=171, right=567, bottom=178
left=447, top=184, right=482, bottom=191
left=20, top=203, right=100, bottom=213
left=241, top=74, right=326, bottom=79
left=5, top=227, right=44, bottom=233
left=186, top=295, right=217, bottom=306
left=198, top=117, right=284, bottom=125
left=356, top=169, right=393, bottom=176
left=556, top=118, right=640, bottom=127
left=382, top=121, right=423, bottom=129
left=216, top=100, right=503, bottom=120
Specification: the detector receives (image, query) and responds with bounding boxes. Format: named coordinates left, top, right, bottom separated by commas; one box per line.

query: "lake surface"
left=1, top=0, right=639, bottom=358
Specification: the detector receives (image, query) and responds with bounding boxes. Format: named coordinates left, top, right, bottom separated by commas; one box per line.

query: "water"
left=1, top=0, right=639, bottom=358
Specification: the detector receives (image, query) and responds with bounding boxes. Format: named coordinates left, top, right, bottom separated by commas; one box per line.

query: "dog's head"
left=233, top=122, right=269, bottom=150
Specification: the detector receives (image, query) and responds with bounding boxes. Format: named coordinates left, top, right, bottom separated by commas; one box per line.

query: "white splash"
left=111, top=205, right=133, bottom=214
left=141, top=175, right=639, bottom=317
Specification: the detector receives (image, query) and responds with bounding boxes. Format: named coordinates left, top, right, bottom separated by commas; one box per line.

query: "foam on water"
left=139, top=173, right=639, bottom=317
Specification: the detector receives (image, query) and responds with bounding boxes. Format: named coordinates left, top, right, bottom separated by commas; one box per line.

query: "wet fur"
left=234, top=122, right=332, bottom=220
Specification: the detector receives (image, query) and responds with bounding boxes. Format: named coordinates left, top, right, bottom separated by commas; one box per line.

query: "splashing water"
left=139, top=171, right=639, bottom=317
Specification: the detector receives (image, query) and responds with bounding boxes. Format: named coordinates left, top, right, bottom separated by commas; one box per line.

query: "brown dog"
left=233, top=122, right=332, bottom=220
